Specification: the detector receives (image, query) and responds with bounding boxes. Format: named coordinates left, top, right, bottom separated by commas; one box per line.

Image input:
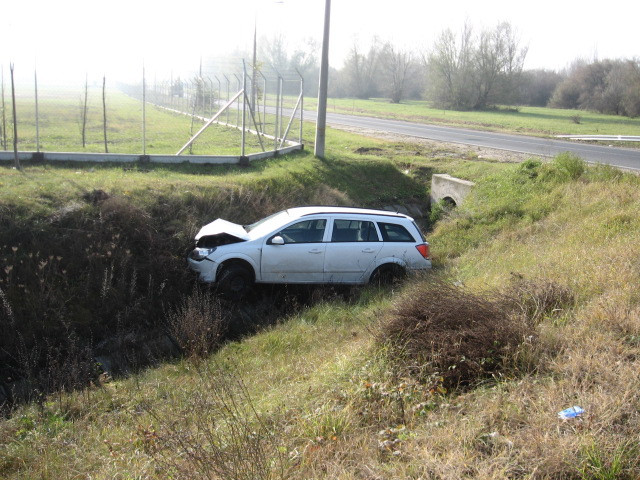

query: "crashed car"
left=187, top=206, right=431, bottom=297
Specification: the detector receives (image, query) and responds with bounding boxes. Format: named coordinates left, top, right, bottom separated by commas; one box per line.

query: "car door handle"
left=308, top=249, right=323, bottom=254
left=362, top=248, right=376, bottom=253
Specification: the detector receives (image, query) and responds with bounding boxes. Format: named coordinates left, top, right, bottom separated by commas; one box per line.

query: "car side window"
left=278, top=219, right=326, bottom=243
left=378, top=222, right=416, bottom=242
left=331, top=220, right=379, bottom=242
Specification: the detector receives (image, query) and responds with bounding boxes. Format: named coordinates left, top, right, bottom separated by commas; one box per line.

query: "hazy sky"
left=1, top=0, right=637, bottom=84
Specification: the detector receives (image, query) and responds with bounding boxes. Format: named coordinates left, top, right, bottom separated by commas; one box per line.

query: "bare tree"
left=342, top=39, right=381, bottom=99
left=259, top=33, right=289, bottom=73
left=426, top=24, right=475, bottom=109
left=426, top=22, right=527, bottom=109
left=550, top=58, right=640, bottom=117
left=474, top=22, right=527, bottom=108
left=379, top=42, right=416, bottom=103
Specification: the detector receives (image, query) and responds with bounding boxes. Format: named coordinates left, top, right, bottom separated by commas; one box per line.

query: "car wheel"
left=370, top=264, right=406, bottom=286
left=217, top=264, right=254, bottom=299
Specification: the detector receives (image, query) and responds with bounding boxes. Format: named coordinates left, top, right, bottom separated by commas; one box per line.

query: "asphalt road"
left=319, top=111, right=640, bottom=170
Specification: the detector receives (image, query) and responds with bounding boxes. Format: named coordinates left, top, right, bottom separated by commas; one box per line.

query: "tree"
left=259, top=34, right=289, bottom=74
left=518, top=69, right=563, bottom=106
left=379, top=42, right=417, bottom=103
left=289, top=38, right=319, bottom=95
left=341, top=39, right=381, bottom=99
left=549, top=58, right=640, bottom=116
left=473, top=22, right=527, bottom=108
left=425, top=22, right=527, bottom=109
left=426, top=24, right=476, bottom=109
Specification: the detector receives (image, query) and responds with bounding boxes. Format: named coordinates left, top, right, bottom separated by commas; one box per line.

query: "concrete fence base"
left=0, top=144, right=303, bottom=166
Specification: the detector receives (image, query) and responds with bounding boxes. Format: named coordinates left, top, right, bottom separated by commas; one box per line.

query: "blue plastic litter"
left=558, top=406, right=585, bottom=419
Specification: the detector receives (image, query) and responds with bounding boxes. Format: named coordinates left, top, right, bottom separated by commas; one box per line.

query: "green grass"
left=4, top=89, right=268, bottom=155
left=3, top=101, right=640, bottom=478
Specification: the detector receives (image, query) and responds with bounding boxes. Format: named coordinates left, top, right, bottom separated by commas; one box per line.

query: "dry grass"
left=374, top=276, right=572, bottom=389
left=166, top=288, right=228, bottom=360
left=4, top=150, right=640, bottom=479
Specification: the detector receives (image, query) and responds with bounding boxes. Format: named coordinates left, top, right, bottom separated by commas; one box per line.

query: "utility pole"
left=314, top=0, right=331, bottom=158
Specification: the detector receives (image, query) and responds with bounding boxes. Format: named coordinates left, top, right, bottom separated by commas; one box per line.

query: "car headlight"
left=189, top=247, right=216, bottom=261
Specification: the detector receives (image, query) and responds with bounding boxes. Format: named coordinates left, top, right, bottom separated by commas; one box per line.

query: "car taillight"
left=416, top=243, right=429, bottom=259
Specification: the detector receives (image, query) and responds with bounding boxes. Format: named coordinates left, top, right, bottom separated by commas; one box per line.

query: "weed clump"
left=377, top=276, right=573, bottom=389
left=166, top=288, right=228, bottom=359
left=377, top=277, right=529, bottom=389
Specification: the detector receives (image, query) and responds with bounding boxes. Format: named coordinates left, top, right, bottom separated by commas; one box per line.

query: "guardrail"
left=556, top=135, right=640, bottom=142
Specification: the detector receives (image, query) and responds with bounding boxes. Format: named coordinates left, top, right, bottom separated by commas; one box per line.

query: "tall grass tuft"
left=145, top=363, right=288, bottom=480
left=166, top=288, right=228, bottom=360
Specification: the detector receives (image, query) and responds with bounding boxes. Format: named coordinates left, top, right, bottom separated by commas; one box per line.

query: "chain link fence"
left=0, top=59, right=306, bottom=162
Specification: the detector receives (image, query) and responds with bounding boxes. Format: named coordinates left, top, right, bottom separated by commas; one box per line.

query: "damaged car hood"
left=195, top=219, right=249, bottom=241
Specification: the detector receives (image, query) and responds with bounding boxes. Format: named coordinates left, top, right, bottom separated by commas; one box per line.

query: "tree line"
left=253, top=23, right=639, bottom=117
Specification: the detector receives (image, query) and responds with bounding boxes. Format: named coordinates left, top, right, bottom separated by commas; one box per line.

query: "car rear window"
left=331, top=220, right=379, bottom=242
left=378, top=222, right=416, bottom=242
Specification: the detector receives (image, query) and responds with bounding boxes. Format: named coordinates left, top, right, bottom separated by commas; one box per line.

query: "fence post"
left=142, top=64, right=146, bottom=155
left=102, top=75, right=108, bottom=153
left=224, top=75, right=230, bottom=124
left=9, top=63, right=20, bottom=169
left=34, top=68, right=40, bottom=153
left=241, top=61, right=247, bottom=158
left=1, top=65, right=6, bottom=150
left=274, top=74, right=280, bottom=152
left=233, top=73, right=240, bottom=127
left=297, top=68, right=304, bottom=144
left=81, top=74, right=88, bottom=148
left=257, top=70, right=267, bottom=134
left=278, top=75, right=283, bottom=141
left=214, top=75, right=221, bottom=113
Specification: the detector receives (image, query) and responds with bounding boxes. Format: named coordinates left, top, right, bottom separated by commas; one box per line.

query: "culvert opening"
left=443, top=196, right=457, bottom=207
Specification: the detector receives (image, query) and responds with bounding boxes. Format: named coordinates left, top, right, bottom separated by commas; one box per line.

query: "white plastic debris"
left=558, top=406, right=585, bottom=419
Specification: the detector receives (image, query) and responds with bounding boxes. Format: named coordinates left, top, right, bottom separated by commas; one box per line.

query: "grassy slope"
left=2, top=129, right=640, bottom=478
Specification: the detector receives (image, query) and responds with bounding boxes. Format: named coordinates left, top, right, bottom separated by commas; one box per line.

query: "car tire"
left=217, top=264, right=254, bottom=299
left=370, top=264, right=406, bottom=287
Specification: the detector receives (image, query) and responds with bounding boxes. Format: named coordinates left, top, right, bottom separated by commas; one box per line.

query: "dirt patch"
left=335, top=125, right=534, bottom=164
left=355, top=146, right=384, bottom=154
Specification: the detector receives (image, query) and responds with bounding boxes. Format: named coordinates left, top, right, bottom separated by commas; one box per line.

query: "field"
left=2, top=100, right=640, bottom=479
left=2, top=89, right=284, bottom=155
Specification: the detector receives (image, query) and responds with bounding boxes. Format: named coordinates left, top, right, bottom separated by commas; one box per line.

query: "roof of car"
left=287, top=206, right=410, bottom=219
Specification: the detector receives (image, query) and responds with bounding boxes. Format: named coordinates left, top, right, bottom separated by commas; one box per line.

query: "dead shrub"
left=505, top=275, right=575, bottom=323
left=166, top=288, right=228, bottom=359
left=377, top=277, right=533, bottom=389
left=145, top=364, right=288, bottom=480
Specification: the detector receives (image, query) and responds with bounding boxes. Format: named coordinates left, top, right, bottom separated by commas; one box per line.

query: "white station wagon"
left=187, top=206, right=431, bottom=297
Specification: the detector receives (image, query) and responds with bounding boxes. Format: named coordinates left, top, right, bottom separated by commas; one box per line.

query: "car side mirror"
left=271, top=235, right=285, bottom=245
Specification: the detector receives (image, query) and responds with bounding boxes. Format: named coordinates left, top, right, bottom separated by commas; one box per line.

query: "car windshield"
left=244, top=210, right=290, bottom=238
